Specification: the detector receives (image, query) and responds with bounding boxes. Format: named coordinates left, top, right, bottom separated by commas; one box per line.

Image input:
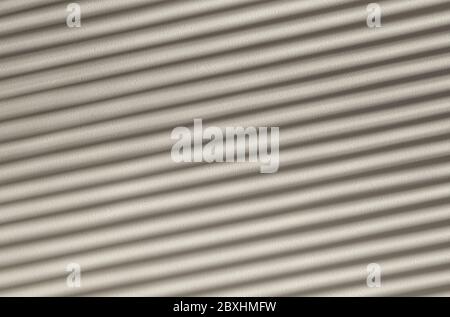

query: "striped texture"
left=0, top=0, right=450, bottom=296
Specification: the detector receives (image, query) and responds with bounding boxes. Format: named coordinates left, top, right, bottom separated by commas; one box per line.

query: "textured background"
left=0, top=0, right=450, bottom=296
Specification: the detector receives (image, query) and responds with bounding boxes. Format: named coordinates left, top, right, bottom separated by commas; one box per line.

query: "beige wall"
left=0, top=0, right=450, bottom=296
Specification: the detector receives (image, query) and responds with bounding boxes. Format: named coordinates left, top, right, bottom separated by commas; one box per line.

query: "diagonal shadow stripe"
left=0, top=0, right=169, bottom=39
left=1, top=119, right=450, bottom=230
left=0, top=0, right=359, bottom=59
left=1, top=168, right=449, bottom=276
left=80, top=220, right=450, bottom=296
left=1, top=13, right=449, bottom=104
left=3, top=3, right=449, bottom=102
left=2, top=89, right=450, bottom=206
left=0, top=0, right=445, bottom=75
left=280, top=261, right=450, bottom=297
left=2, top=34, right=449, bottom=149
left=0, top=0, right=325, bottom=59
left=0, top=0, right=362, bottom=81
left=0, top=1, right=64, bottom=19
left=2, top=195, right=449, bottom=294
left=1, top=54, right=449, bottom=168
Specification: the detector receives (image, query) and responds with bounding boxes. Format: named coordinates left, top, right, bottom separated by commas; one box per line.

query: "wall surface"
left=0, top=0, right=450, bottom=296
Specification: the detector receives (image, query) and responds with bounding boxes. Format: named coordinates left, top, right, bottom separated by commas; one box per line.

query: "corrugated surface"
left=0, top=0, right=450, bottom=296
